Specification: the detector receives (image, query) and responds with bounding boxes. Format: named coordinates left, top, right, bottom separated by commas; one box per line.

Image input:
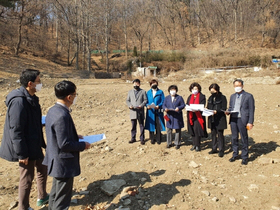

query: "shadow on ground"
left=74, top=169, right=191, bottom=210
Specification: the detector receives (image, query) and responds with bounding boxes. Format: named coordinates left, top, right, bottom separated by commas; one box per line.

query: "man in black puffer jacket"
left=0, top=69, right=48, bottom=210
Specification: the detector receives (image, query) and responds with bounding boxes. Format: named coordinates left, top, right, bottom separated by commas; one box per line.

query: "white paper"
left=185, top=104, right=204, bottom=111
left=149, top=103, right=156, bottom=109
left=185, top=105, right=193, bottom=111
left=189, top=104, right=204, bottom=111
left=222, top=110, right=238, bottom=113
left=202, top=109, right=214, bottom=116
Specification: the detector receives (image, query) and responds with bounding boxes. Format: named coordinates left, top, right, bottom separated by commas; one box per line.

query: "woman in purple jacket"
left=163, top=85, right=185, bottom=149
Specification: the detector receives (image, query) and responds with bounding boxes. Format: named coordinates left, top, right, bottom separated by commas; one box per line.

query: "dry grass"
left=183, top=47, right=277, bottom=71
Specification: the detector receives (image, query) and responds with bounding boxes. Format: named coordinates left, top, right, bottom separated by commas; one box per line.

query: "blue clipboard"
left=42, top=115, right=46, bottom=125
left=79, top=134, right=106, bottom=144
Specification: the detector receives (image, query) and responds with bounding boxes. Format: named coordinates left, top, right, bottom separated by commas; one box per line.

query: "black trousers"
left=211, top=126, right=225, bottom=152
left=230, top=118, right=249, bottom=160
left=48, top=177, right=74, bottom=210
left=149, top=113, right=162, bottom=143
left=131, top=117, right=145, bottom=142
left=191, top=120, right=202, bottom=147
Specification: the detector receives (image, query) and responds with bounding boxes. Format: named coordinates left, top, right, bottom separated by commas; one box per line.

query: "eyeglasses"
left=71, top=93, right=78, bottom=96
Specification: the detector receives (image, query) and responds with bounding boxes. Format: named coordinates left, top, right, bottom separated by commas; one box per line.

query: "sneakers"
left=27, top=207, right=34, bottom=210
left=37, top=194, right=49, bottom=206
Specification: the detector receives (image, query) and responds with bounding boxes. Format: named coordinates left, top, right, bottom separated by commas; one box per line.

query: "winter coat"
left=163, top=94, right=185, bottom=129
left=186, top=93, right=207, bottom=137
left=206, top=92, right=227, bottom=130
left=0, top=86, right=45, bottom=162
left=144, top=89, right=166, bottom=132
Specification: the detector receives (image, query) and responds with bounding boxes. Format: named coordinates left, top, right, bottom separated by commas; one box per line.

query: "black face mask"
left=151, top=85, right=157, bottom=89
left=134, top=86, right=140, bottom=90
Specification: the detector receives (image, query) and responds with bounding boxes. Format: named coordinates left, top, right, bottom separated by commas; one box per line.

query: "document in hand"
left=221, top=110, right=238, bottom=113
left=185, top=104, right=205, bottom=111
left=149, top=103, right=156, bottom=109
left=79, top=133, right=106, bottom=144
left=228, top=110, right=238, bottom=113
left=202, top=109, right=214, bottom=116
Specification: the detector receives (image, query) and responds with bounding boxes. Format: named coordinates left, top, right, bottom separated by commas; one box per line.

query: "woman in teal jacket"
left=145, top=79, right=166, bottom=144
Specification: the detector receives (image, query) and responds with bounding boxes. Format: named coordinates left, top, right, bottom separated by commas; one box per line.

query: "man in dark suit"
left=43, top=81, right=91, bottom=210
left=226, top=79, right=255, bottom=165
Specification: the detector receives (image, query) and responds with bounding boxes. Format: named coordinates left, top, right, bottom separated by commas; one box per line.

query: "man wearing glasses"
left=43, top=80, right=91, bottom=210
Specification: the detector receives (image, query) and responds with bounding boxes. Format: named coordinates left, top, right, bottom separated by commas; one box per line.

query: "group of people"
left=0, top=69, right=255, bottom=210
left=0, top=69, right=90, bottom=210
left=126, top=78, right=255, bottom=165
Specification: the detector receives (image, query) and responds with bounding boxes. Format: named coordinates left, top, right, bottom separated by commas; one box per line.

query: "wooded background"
left=0, top=0, right=280, bottom=72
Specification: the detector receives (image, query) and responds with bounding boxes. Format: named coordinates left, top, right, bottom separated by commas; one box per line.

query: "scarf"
left=188, top=93, right=204, bottom=130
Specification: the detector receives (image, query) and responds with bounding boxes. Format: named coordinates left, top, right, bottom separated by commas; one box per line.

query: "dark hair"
left=133, top=79, right=140, bottom=84
left=189, top=82, right=201, bottom=92
left=20, top=69, right=40, bottom=87
left=168, top=85, right=178, bottom=92
left=55, top=80, right=76, bottom=99
left=149, top=79, right=158, bottom=86
left=209, top=83, right=220, bottom=92
left=233, top=79, right=244, bottom=85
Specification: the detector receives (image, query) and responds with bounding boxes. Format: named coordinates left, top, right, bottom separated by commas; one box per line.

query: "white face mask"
left=35, top=83, right=42, bottom=92
left=234, top=86, right=243, bottom=93
left=170, top=90, right=176, bottom=96
left=72, top=96, right=77, bottom=105
left=192, top=89, right=198, bottom=95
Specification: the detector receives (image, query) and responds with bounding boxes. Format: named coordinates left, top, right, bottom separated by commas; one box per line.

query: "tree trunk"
left=105, top=9, right=109, bottom=73
left=15, top=1, right=24, bottom=56
left=124, top=28, right=128, bottom=60
left=139, top=36, right=143, bottom=60
left=55, top=8, right=59, bottom=53
left=234, top=9, right=237, bottom=43
left=67, top=30, right=71, bottom=65
left=75, top=0, right=79, bottom=70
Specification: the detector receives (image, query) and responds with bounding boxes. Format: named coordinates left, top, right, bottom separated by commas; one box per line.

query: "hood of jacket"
left=5, top=86, right=38, bottom=108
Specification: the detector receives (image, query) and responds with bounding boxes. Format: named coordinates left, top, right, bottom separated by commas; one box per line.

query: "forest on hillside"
left=0, top=0, right=280, bottom=72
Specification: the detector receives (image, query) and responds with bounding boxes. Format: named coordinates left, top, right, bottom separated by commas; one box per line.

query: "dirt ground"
left=0, top=70, right=280, bottom=210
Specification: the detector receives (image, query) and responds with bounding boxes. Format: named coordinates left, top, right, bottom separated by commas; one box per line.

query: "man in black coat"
left=0, top=69, right=48, bottom=210
left=43, top=80, right=91, bottom=210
